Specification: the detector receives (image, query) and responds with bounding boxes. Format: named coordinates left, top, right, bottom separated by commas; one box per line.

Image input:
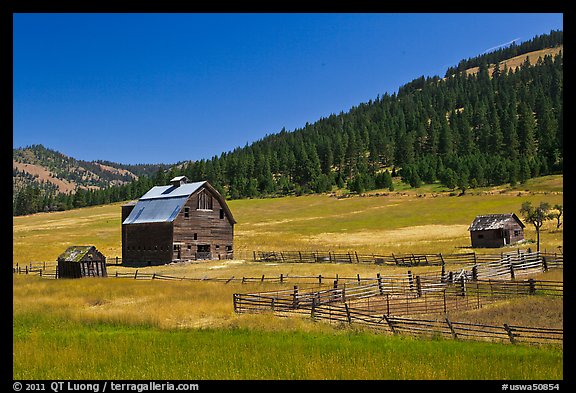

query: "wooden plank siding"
left=172, top=188, right=234, bottom=261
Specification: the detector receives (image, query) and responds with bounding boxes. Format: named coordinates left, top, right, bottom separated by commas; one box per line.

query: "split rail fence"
left=233, top=251, right=563, bottom=345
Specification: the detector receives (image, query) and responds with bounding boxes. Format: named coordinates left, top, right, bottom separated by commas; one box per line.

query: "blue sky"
left=13, top=13, right=563, bottom=165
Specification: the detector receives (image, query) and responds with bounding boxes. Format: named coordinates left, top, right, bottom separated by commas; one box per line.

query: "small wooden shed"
left=468, top=213, right=525, bottom=248
left=57, top=245, right=107, bottom=278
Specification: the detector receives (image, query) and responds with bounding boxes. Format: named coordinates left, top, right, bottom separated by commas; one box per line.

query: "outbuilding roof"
left=57, top=246, right=102, bottom=262
left=468, top=213, right=525, bottom=231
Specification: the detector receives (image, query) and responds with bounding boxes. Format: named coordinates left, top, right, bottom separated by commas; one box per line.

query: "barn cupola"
left=170, top=176, right=188, bottom=187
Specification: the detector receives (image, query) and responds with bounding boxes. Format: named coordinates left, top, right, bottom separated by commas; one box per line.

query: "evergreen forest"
left=13, top=30, right=563, bottom=215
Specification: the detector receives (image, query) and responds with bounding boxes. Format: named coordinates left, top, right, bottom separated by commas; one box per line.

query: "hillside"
left=12, top=144, right=172, bottom=214
left=13, top=144, right=140, bottom=193
left=13, top=30, right=563, bottom=217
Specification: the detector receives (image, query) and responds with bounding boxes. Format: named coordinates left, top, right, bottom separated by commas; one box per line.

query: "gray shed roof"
left=468, top=213, right=525, bottom=231
left=58, top=245, right=103, bottom=262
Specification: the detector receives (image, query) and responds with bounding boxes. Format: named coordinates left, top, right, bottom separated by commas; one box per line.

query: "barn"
left=57, top=245, right=107, bottom=278
left=468, top=213, right=525, bottom=248
left=121, top=176, right=235, bottom=266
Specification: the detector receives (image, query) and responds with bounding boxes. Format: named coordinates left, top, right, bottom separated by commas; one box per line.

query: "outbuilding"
left=57, top=245, right=107, bottom=278
left=468, top=213, right=525, bottom=248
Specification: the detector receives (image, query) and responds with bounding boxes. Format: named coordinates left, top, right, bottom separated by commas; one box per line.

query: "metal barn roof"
left=122, top=196, right=189, bottom=224
left=122, top=180, right=236, bottom=225
left=139, top=181, right=206, bottom=200
left=468, top=213, right=525, bottom=231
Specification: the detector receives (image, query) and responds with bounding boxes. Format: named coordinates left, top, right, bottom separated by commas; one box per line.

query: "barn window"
left=514, top=230, right=520, bottom=237
left=197, top=190, right=213, bottom=210
left=478, top=234, right=484, bottom=239
left=220, top=209, right=224, bottom=219
left=184, top=207, right=190, bottom=218
left=194, top=233, right=198, bottom=240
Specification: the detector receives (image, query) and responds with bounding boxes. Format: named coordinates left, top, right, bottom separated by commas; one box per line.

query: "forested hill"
left=176, top=31, right=563, bottom=198
left=13, top=30, right=563, bottom=215
left=13, top=144, right=170, bottom=215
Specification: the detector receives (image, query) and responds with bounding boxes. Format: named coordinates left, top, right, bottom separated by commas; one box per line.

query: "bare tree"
left=551, top=204, right=563, bottom=229
left=519, top=201, right=551, bottom=252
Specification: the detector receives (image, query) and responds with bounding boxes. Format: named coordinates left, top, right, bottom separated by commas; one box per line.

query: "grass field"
left=12, top=174, right=564, bottom=264
left=13, top=275, right=563, bottom=380
left=12, top=175, right=563, bottom=380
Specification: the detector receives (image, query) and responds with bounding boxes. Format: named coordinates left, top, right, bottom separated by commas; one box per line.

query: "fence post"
left=508, top=256, right=515, bottom=280
left=416, top=275, right=422, bottom=297
left=134, top=270, right=138, bottom=279
left=528, top=278, right=536, bottom=295
left=459, top=275, right=466, bottom=297
left=233, top=294, right=238, bottom=312
left=357, top=273, right=361, bottom=284
left=382, top=314, right=396, bottom=334
left=292, top=286, right=299, bottom=309
left=280, top=273, right=284, bottom=284
left=441, top=263, right=446, bottom=283
left=318, top=274, right=322, bottom=285
left=445, top=315, right=458, bottom=339
left=472, top=265, right=478, bottom=281
left=345, top=303, right=352, bottom=324
left=542, top=256, right=548, bottom=272
left=116, top=256, right=119, bottom=265
left=408, top=270, right=414, bottom=292
left=377, top=273, right=384, bottom=295
left=503, top=324, right=516, bottom=344
left=311, top=297, right=316, bottom=319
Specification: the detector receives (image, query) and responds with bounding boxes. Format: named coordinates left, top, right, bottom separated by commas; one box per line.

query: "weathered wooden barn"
left=122, top=176, right=235, bottom=266
left=468, top=213, right=525, bottom=248
left=57, top=245, right=107, bottom=278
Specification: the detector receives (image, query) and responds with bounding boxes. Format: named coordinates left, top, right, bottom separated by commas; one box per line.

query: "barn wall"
left=504, top=220, right=524, bottom=244
left=470, top=229, right=504, bottom=248
left=173, top=187, right=234, bottom=260
left=122, top=222, right=173, bottom=265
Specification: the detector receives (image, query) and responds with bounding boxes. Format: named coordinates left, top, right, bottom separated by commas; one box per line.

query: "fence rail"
left=233, top=288, right=563, bottom=345
left=253, top=249, right=563, bottom=267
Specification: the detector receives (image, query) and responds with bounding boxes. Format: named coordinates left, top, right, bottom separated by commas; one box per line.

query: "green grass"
left=13, top=314, right=562, bottom=380
left=12, top=174, right=564, bottom=380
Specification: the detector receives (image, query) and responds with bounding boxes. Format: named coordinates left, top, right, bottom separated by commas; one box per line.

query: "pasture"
left=12, top=175, right=563, bottom=380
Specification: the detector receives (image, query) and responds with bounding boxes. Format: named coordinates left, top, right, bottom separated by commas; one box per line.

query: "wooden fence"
left=253, top=249, right=563, bottom=267
left=233, top=279, right=563, bottom=345
left=309, top=304, right=562, bottom=345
